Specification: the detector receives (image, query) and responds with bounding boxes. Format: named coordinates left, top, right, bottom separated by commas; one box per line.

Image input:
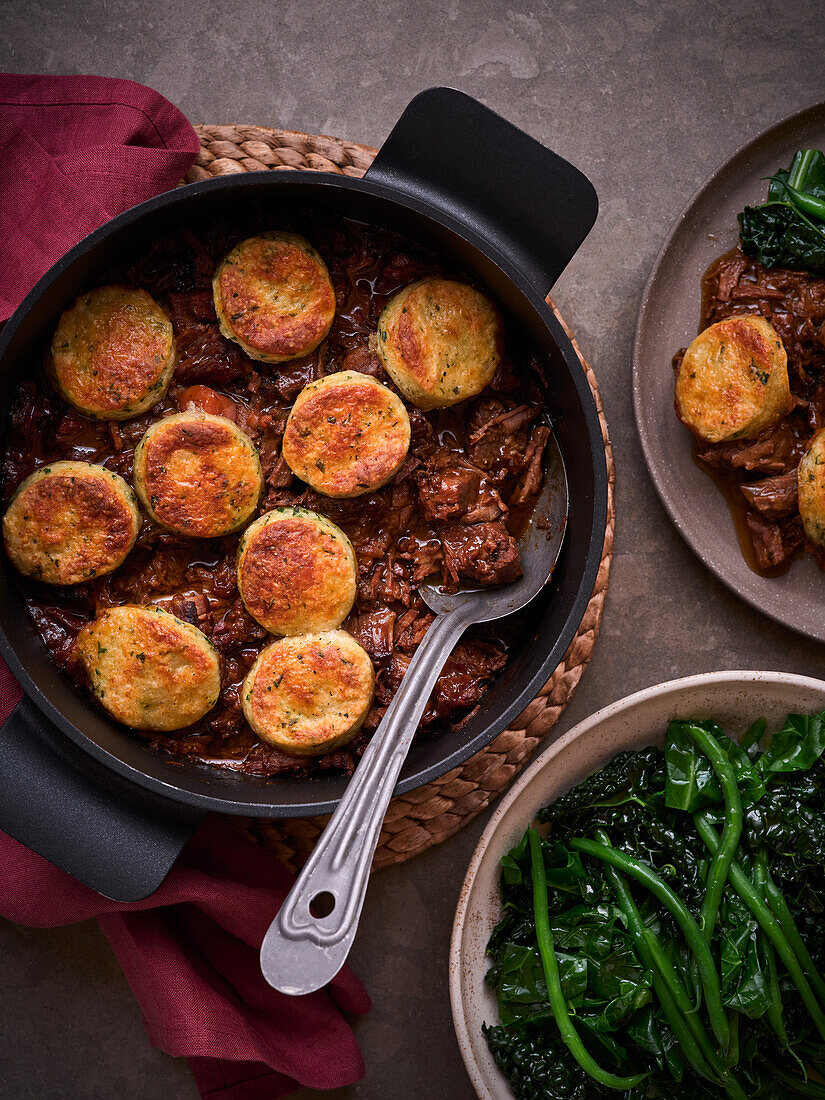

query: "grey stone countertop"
left=1, top=0, right=824, bottom=1096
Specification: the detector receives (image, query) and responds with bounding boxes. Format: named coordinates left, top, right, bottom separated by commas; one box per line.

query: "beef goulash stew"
left=1, top=215, right=553, bottom=779
left=673, top=149, right=825, bottom=577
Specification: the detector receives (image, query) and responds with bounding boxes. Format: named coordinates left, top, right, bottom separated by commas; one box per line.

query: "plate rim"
left=632, top=98, right=825, bottom=641
left=448, top=668, right=825, bottom=1099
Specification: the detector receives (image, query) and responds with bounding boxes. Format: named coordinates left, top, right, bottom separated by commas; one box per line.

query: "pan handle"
left=365, top=87, right=598, bottom=298
left=0, top=696, right=203, bottom=901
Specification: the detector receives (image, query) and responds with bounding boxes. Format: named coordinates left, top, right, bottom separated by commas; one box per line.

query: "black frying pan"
left=0, top=88, right=605, bottom=901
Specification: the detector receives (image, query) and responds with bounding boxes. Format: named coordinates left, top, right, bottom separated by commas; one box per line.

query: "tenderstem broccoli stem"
left=527, top=830, right=647, bottom=1092
left=695, top=813, right=825, bottom=1043
left=765, top=150, right=825, bottom=223
left=764, top=1061, right=825, bottom=1098
left=772, top=177, right=825, bottom=222
left=753, top=857, right=791, bottom=1051
left=762, top=867, right=825, bottom=1012
left=726, top=1011, right=740, bottom=1073
left=570, top=835, right=730, bottom=1051
left=789, top=150, right=821, bottom=190
left=602, top=857, right=748, bottom=1099
left=679, top=722, right=743, bottom=945
left=785, top=150, right=825, bottom=221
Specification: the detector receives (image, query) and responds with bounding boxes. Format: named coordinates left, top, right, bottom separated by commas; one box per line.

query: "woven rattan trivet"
left=185, top=124, right=615, bottom=873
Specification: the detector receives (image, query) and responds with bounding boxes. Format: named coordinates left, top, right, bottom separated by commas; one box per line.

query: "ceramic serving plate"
left=633, top=102, right=825, bottom=641
left=449, top=670, right=825, bottom=1099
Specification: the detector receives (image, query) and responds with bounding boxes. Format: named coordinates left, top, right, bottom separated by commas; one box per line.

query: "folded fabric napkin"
left=0, top=73, right=370, bottom=1097
left=0, top=73, right=200, bottom=321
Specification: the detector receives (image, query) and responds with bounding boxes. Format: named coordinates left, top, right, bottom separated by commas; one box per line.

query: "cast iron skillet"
left=0, top=88, right=605, bottom=901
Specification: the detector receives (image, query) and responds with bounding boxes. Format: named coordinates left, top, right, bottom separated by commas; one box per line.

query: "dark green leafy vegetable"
left=485, top=709, right=825, bottom=1099
left=666, top=720, right=765, bottom=812
left=758, top=712, right=825, bottom=776
left=739, top=150, right=825, bottom=273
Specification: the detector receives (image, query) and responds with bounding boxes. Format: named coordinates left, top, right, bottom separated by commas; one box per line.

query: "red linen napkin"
left=0, top=73, right=201, bottom=320
left=0, top=75, right=370, bottom=1097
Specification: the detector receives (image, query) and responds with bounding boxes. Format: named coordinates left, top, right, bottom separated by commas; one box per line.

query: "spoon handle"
left=260, top=605, right=472, bottom=995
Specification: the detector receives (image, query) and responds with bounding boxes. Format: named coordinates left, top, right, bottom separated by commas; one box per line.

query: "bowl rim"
left=449, top=668, right=825, bottom=1099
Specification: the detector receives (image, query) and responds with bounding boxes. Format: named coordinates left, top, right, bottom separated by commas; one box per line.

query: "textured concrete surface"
left=2, top=1, right=825, bottom=1097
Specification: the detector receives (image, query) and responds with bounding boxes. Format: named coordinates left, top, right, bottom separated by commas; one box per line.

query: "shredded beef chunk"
left=172, top=593, right=213, bottom=632
left=265, top=451, right=293, bottom=490
left=696, top=424, right=803, bottom=475
left=435, top=641, right=508, bottom=719
left=317, top=748, right=357, bottom=775
left=97, top=547, right=190, bottom=605
left=416, top=452, right=506, bottom=524
left=745, top=513, right=786, bottom=572
left=242, top=743, right=312, bottom=777
left=372, top=251, right=433, bottom=295
left=739, top=469, right=799, bottom=520
left=374, top=651, right=411, bottom=707
left=256, top=411, right=292, bottom=492
left=466, top=398, right=539, bottom=481
left=441, top=523, right=523, bottom=591
left=369, top=636, right=506, bottom=726
left=358, top=555, right=413, bottom=606
left=30, top=604, right=88, bottom=669
left=338, top=343, right=388, bottom=383
left=745, top=512, right=803, bottom=573
left=393, top=453, right=422, bottom=483
left=408, top=407, right=437, bottom=459
left=511, top=424, right=550, bottom=505
left=268, top=353, right=321, bottom=403
left=394, top=608, right=434, bottom=651
left=211, top=599, right=266, bottom=653
left=397, top=536, right=442, bottom=584
left=345, top=607, right=397, bottom=660
left=168, top=291, right=250, bottom=386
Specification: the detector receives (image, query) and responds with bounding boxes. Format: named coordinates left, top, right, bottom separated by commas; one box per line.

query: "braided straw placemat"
left=186, top=124, right=615, bottom=872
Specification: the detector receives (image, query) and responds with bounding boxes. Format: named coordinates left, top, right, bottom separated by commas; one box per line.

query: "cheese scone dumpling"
left=75, top=605, right=221, bottom=731
left=282, top=370, right=411, bottom=497
left=3, top=461, right=140, bottom=585
left=376, top=277, right=504, bottom=410
left=675, top=316, right=792, bottom=444
left=51, top=285, right=175, bottom=419
left=133, top=411, right=262, bottom=537
left=237, top=507, right=356, bottom=636
left=798, top=428, right=825, bottom=547
left=242, top=630, right=374, bottom=755
left=212, top=231, right=336, bottom=364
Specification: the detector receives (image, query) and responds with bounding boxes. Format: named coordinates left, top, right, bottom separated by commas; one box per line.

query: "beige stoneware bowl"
left=449, top=670, right=825, bottom=1099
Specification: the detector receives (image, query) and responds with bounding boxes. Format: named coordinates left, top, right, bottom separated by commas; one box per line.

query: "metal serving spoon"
left=260, top=432, right=568, bottom=995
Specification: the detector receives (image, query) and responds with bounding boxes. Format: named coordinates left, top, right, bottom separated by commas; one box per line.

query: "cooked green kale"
left=740, top=150, right=825, bottom=273
left=484, top=711, right=825, bottom=1098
